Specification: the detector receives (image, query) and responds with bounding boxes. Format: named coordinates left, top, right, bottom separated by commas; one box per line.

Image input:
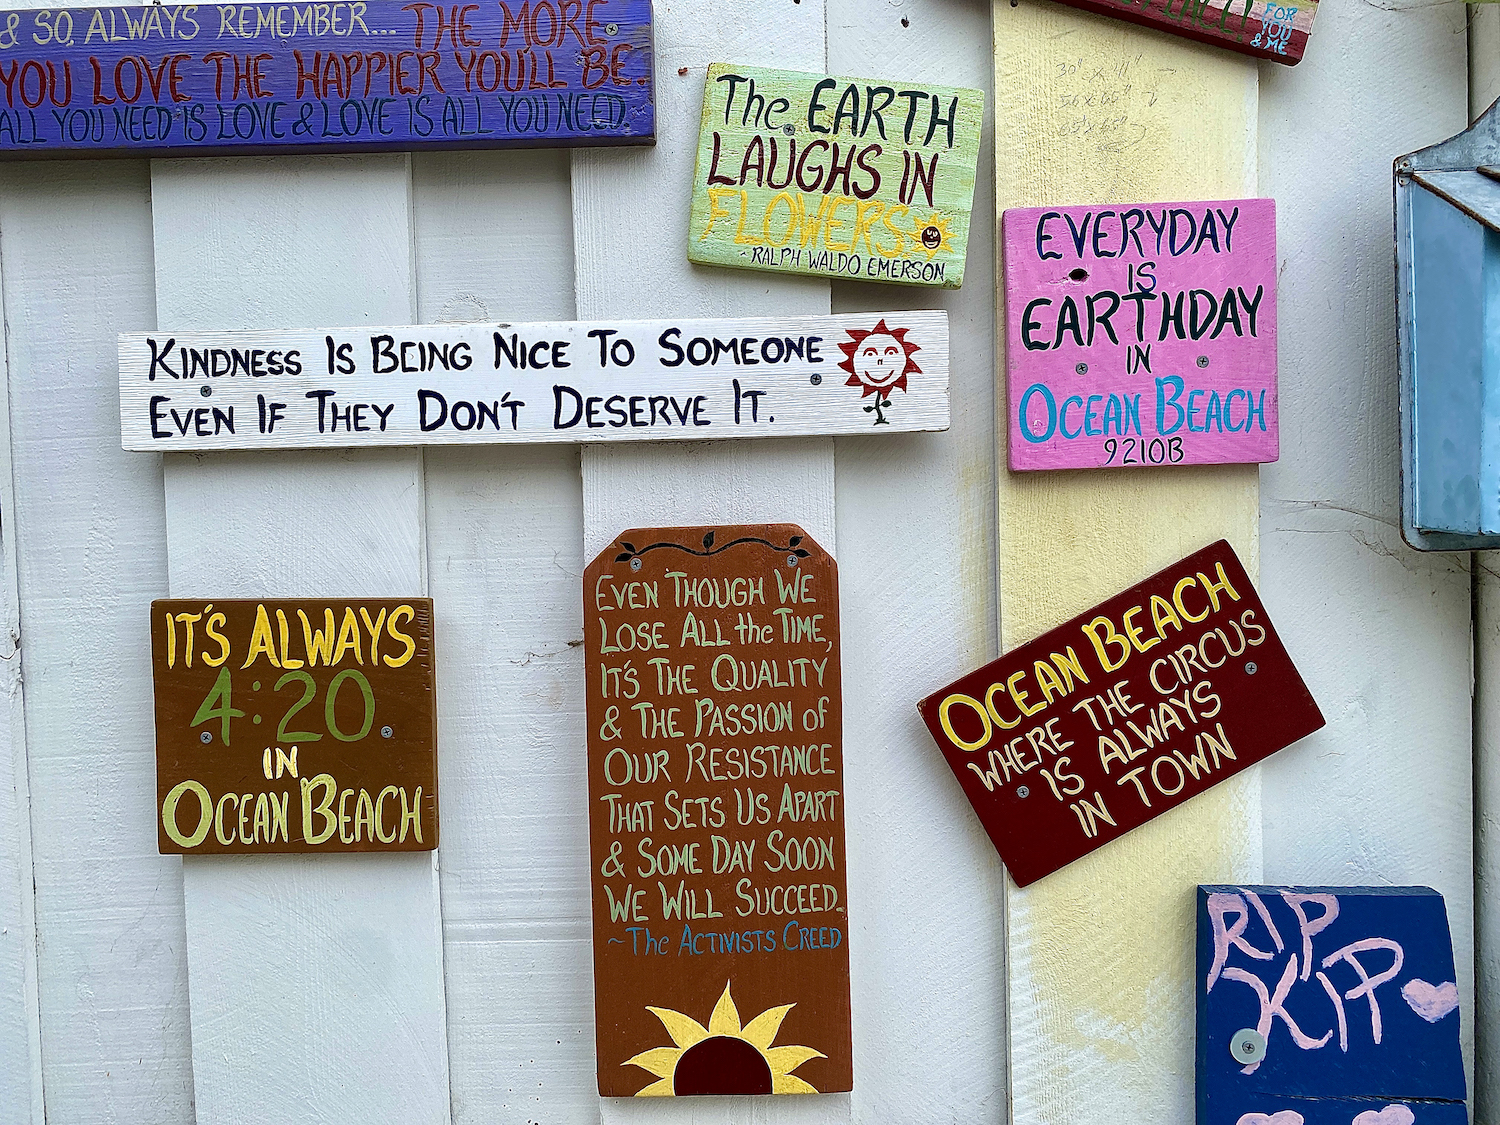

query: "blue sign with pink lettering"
left=0, top=0, right=653, bottom=157
left=1197, top=886, right=1467, bottom=1125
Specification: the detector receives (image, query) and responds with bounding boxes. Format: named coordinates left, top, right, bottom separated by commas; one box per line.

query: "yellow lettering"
left=1123, top=605, right=1160, bottom=653
left=203, top=611, right=230, bottom=667
left=1009, top=669, right=1044, bottom=717
left=400, top=786, right=423, bottom=843
left=359, top=606, right=388, bottom=665
left=385, top=604, right=417, bottom=667
left=276, top=609, right=304, bottom=669
left=733, top=189, right=764, bottom=245
left=375, top=785, right=399, bottom=844
left=240, top=604, right=282, bottom=669
left=938, top=692, right=992, bottom=751
left=333, top=606, right=364, bottom=665
left=701, top=186, right=737, bottom=240
left=1149, top=594, right=1184, bottom=640
left=1083, top=615, right=1131, bottom=672
left=300, top=773, right=337, bottom=844
left=1173, top=576, right=1208, bottom=622
left=1198, top=562, right=1242, bottom=613
left=299, top=608, right=336, bottom=666
left=1033, top=659, right=1066, bottom=705
left=162, top=779, right=211, bottom=848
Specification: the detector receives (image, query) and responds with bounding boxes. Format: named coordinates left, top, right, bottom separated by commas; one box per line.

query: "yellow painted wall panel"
left=995, top=4, right=1260, bottom=1121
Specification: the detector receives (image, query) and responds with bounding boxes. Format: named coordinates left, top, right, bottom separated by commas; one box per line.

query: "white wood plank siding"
left=150, top=154, right=450, bottom=1124
left=1466, top=9, right=1499, bottom=1117
left=1257, top=0, right=1476, bottom=1100
left=0, top=207, right=44, bottom=1125
left=0, top=3, right=1483, bottom=1124
left=410, top=146, right=595, bottom=1124
left=0, top=160, right=189, bottom=1125
left=823, top=1, right=1006, bottom=1120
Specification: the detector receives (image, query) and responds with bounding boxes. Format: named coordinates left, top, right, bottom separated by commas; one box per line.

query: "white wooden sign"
left=119, top=312, right=950, bottom=451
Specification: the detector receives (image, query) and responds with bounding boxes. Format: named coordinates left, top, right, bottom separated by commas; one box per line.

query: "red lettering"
left=558, top=0, right=585, bottom=48
left=395, top=50, right=417, bottom=95
left=610, top=42, right=633, bottom=85
left=401, top=1, right=432, bottom=48
left=498, top=1, right=529, bottom=47
left=293, top=49, right=321, bottom=98
left=0, top=61, right=19, bottom=108
left=420, top=50, right=444, bottom=92
left=580, top=45, right=608, bottom=89
left=88, top=57, right=113, bottom=105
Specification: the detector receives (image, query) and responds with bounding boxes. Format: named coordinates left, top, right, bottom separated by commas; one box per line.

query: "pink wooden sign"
left=1003, top=198, right=1278, bottom=471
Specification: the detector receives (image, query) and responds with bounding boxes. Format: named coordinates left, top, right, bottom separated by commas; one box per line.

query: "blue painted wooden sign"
left=1197, top=886, right=1467, bottom=1125
left=0, top=0, right=653, bottom=157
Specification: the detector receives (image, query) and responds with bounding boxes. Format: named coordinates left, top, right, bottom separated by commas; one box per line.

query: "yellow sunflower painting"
left=624, top=982, right=825, bottom=1096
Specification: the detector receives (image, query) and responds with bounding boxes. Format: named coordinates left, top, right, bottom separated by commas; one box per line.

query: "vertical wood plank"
left=0, top=239, right=44, bottom=1125
left=0, top=159, right=190, bottom=1125
left=409, top=146, right=593, bottom=1123
left=993, top=9, right=1260, bottom=1122
left=572, top=1, right=843, bottom=1119
left=572, top=0, right=834, bottom=557
left=822, top=1, right=1007, bottom=1120
left=149, top=154, right=450, bottom=1124
left=1262, top=0, right=1475, bottom=1106
left=1465, top=8, right=1498, bottom=1117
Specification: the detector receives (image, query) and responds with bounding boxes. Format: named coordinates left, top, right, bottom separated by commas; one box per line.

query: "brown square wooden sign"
left=151, top=598, right=438, bottom=855
left=585, top=525, right=853, bottom=1097
left=919, top=541, right=1323, bottom=886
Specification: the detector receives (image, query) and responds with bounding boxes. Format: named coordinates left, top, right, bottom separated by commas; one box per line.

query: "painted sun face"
left=838, top=319, right=921, bottom=400
left=624, top=982, right=824, bottom=1096
left=855, top=332, right=907, bottom=387
left=911, top=212, right=954, bottom=260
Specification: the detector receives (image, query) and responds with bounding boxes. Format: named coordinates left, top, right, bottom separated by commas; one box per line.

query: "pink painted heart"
left=1402, top=978, right=1460, bottom=1023
left=1235, top=1113, right=1303, bottom=1125
left=1352, top=1106, right=1415, bottom=1125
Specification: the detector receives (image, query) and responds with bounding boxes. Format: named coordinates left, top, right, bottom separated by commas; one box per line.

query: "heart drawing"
left=1352, top=1106, right=1415, bottom=1125
left=1235, top=1113, right=1304, bottom=1125
left=1402, top=978, right=1460, bottom=1023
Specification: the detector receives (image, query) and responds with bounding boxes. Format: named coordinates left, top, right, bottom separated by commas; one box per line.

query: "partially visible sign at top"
left=689, top=63, right=984, bottom=289
left=1046, top=0, right=1317, bottom=65
left=0, top=0, right=654, bottom=158
left=117, top=313, right=950, bottom=450
left=1004, top=199, right=1278, bottom=471
left=918, top=541, right=1323, bottom=887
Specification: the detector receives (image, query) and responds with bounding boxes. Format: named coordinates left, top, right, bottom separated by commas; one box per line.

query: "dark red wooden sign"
left=1044, top=0, right=1316, bottom=66
left=918, top=541, right=1323, bottom=886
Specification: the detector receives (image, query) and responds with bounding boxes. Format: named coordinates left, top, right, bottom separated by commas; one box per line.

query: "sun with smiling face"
left=624, top=982, right=825, bottom=1096
left=838, top=320, right=922, bottom=425
left=912, top=212, right=955, bottom=260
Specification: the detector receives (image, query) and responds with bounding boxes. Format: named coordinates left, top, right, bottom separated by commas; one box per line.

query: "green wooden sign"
left=689, top=63, right=983, bottom=290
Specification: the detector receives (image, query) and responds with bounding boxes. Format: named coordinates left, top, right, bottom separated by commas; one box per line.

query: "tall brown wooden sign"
left=151, top=598, right=438, bottom=855
left=584, top=525, right=852, bottom=1097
